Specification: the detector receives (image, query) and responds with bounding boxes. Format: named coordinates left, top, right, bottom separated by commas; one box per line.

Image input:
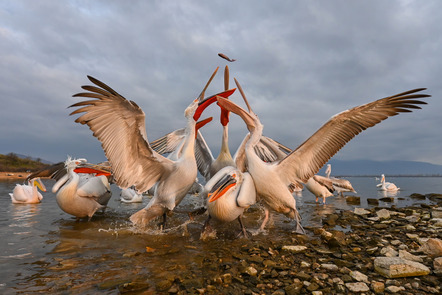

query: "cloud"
left=1, top=0, right=441, bottom=165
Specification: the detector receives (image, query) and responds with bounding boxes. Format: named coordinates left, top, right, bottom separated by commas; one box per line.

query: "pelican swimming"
left=69, top=72, right=236, bottom=228
left=120, top=187, right=144, bottom=203
left=9, top=177, right=46, bottom=204
left=52, top=157, right=112, bottom=220
left=377, top=174, right=400, bottom=191
left=325, top=164, right=356, bottom=197
left=217, top=81, right=429, bottom=233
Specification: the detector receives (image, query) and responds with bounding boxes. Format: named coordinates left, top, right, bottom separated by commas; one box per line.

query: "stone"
left=434, top=257, right=442, bottom=275
left=321, top=264, right=339, bottom=271
left=281, top=245, right=307, bottom=253
left=398, top=250, right=424, bottom=263
left=345, top=282, right=369, bottom=292
left=350, top=270, right=369, bottom=283
left=367, top=198, right=379, bottom=205
left=244, top=266, right=258, bottom=276
left=374, top=257, right=431, bottom=278
left=431, top=208, right=442, bottom=218
left=380, top=246, right=398, bottom=257
left=354, top=208, right=370, bottom=215
left=346, top=196, right=360, bottom=205
left=419, top=238, right=442, bottom=258
left=371, top=281, right=385, bottom=294
left=376, top=209, right=391, bottom=219
left=386, top=285, right=405, bottom=293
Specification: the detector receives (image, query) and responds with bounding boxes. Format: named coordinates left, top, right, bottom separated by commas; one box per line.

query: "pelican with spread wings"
left=217, top=84, right=429, bottom=233
left=69, top=72, right=235, bottom=228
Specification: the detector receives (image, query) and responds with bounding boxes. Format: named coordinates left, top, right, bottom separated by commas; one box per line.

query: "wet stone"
left=367, top=198, right=380, bottom=206
left=346, top=196, right=361, bottom=205
left=345, top=282, right=370, bottom=292
left=374, top=257, right=431, bottom=278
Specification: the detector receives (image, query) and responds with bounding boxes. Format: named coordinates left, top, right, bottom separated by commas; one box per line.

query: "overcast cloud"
left=1, top=0, right=441, bottom=167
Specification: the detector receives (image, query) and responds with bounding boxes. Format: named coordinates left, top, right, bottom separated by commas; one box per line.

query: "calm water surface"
left=0, top=176, right=441, bottom=293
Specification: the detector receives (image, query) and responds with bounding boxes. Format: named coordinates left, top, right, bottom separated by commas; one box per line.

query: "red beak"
left=193, top=88, right=236, bottom=121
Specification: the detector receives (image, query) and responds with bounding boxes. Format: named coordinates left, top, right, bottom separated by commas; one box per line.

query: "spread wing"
left=26, top=162, right=66, bottom=182
left=150, top=128, right=187, bottom=155
left=277, top=88, right=429, bottom=186
left=70, top=76, right=173, bottom=193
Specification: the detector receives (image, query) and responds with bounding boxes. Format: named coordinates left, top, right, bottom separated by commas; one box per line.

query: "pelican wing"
left=70, top=76, right=172, bottom=192
left=194, top=130, right=215, bottom=179
left=150, top=128, right=187, bottom=155
left=313, top=175, right=335, bottom=193
left=234, top=135, right=292, bottom=172
left=278, top=88, right=429, bottom=185
left=26, top=162, right=66, bottom=182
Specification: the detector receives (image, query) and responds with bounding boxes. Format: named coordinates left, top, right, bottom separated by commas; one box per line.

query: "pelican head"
left=30, top=177, right=47, bottom=192
left=208, top=170, right=241, bottom=203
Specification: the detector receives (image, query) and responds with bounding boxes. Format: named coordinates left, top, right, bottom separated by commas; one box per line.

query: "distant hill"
left=0, top=153, right=52, bottom=172
left=321, top=159, right=442, bottom=176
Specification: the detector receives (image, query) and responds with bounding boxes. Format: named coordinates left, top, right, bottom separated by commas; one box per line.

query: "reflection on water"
left=0, top=177, right=441, bottom=293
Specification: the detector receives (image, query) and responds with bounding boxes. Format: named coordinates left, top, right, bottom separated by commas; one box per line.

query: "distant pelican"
left=377, top=174, right=400, bottom=192
left=304, top=175, right=335, bottom=204
left=325, top=164, right=356, bottom=197
left=9, top=177, right=46, bottom=204
left=217, top=82, right=429, bottom=233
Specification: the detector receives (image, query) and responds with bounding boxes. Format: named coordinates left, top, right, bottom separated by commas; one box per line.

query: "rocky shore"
left=110, top=194, right=442, bottom=294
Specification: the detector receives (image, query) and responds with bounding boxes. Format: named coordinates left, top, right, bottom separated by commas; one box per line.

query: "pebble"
left=374, top=257, right=431, bottom=278
left=345, top=282, right=370, bottom=292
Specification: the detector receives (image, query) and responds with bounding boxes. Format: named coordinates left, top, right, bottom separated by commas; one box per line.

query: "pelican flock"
left=10, top=60, right=430, bottom=237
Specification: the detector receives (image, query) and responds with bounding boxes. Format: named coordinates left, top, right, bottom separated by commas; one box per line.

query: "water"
left=1, top=176, right=441, bottom=293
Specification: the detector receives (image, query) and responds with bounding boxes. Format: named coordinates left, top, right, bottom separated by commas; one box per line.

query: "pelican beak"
left=74, top=167, right=111, bottom=177
left=195, top=117, right=213, bottom=138
left=219, top=106, right=230, bottom=126
left=208, top=173, right=237, bottom=202
left=34, top=178, right=47, bottom=192
left=193, top=88, right=236, bottom=121
left=216, top=97, right=256, bottom=132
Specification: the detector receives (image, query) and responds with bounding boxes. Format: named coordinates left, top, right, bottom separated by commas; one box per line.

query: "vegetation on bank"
left=0, top=153, right=50, bottom=172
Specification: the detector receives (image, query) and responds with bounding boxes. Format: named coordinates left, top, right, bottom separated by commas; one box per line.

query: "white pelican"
left=69, top=73, right=236, bottom=228
left=304, top=175, right=335, bottom=204
left=52, top=157, right=112, bottom=220
left=217, top=81, right=429, bottom=233
left=120, top=187, right=143, bottom=203
left=204, top=166, right=256, bottom=237
left=325, top=164, right=356, bottom=197
left=9, top=177, right=46, bottom=204
left=377, top=174, right=400, bottom=191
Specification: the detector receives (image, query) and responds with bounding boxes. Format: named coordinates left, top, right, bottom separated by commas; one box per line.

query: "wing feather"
left=278, top=88, right=430, bottom=185
left=70, top=76, right=172, bottom=193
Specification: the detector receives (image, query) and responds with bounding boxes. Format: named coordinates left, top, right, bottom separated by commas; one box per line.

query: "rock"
left=419, top=238, right=442, bottom=258
left=345, top=282, right=370, bottom=292
left=386, top=285, right=405, bottom=293
left=398, top=250, right=424, bottom=263
left=354, top=208, right=370, bottom=215
left=371, top=281, right=385, bottom=294
left=376, top=209, right=391, bottom=219
left=346, top=196, right=360, bottom=205
left=350, top=270, right=369, bottom=283
left=431, top=208, right=442, bottom=218
left=367, top=198, right=379, bottom=205
left=379, top=197, right=394, bottom=202
left=374, top=257, right=431, bottom=278
left=244, top=266, right=257, bottom=276
left=321, top=264, right=339, bottom=271
left=409, top=193, right=426, bottom=200
left=281, top=245, right=307, bottom=253
left=434, top=257, right=442, bottom=275
left=380, top=246, right=398, bottom=257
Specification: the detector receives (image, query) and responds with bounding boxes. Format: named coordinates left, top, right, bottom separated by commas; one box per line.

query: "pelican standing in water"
left=325, top=164, right=356, bottom=197
left=217, top=81, right=429, bottom=233
left=52, top=157, right=112, bottom=220
left=9, top=177, right=46, bottom=204
left=304, top=175, right=335, bottom=204
left=377, top=174, right=400, bottom=191
left=69, top=72, right=236, bottom=228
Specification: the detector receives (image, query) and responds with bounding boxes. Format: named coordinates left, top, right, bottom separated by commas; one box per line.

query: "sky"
left=1, top=0, right=442, bottom=167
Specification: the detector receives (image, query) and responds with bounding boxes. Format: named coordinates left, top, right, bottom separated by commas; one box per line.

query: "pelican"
left=52, top=157, right=112, bottom=220
left=217, top=81, right=429, bottom=233
left=69, top=72, right=236, bottom=228
left=9, top=177, right=46, bottom=204
left=204, top=166, right=256, bottom=237
left=325, top=164, right=356, bottom=197
left=304, top=175, right=335, bottom=204
left=120, top=187, right=143, bottom=203
left=377, top=174, right=400, bottom=191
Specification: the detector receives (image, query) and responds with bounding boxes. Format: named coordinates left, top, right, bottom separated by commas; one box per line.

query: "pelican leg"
left=236, top=215, right=250, bottom=239
left=188, top=206, right=207, bottom=220
left=293, top=210, right=306, bottom=235
left=323, top=196, right=326, bottom=204
left=201, top=215, right=213, bottom=234
left=158, top=213, right=167, bottom=230
left=259, top=208, right=270, bottom=231
left=130, top=205, right=167, bottom=227
left=315, top=196, right=319, bottom=203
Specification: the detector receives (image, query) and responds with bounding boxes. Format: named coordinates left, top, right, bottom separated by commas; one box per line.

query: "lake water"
left=1, top=176, right=441, bottom=293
